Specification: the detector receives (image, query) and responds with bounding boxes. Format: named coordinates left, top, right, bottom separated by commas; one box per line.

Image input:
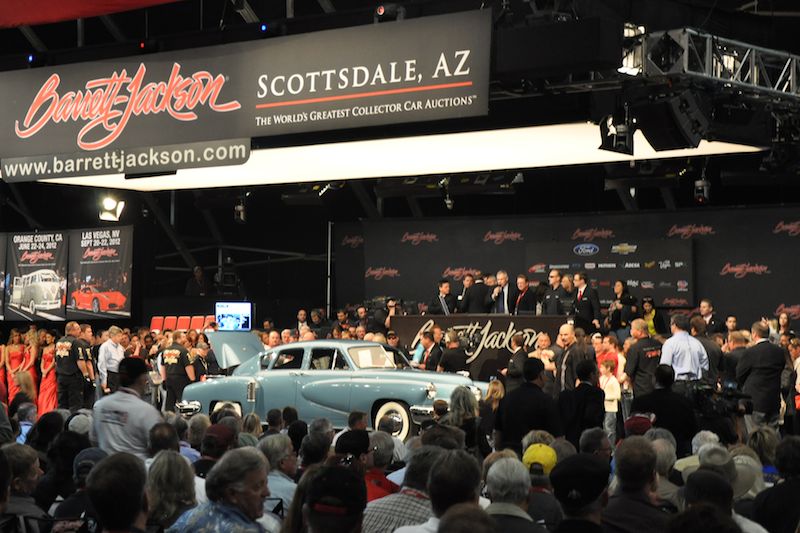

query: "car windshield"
left=347, top=345, right=396, bottom=369
left=39, top=272, right=59, bottom=282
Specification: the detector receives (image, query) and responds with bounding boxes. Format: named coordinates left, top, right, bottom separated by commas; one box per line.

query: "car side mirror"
left=260, top=354, right=271, bottom=370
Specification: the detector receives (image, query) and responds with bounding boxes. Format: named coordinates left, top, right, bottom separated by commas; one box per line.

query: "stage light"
left=27, top=54, right=34, bottom=63
left=260, top=23, right=267, bottom=32
left=375, top=3, right=405, bottom=22
left=234, top=197, right=246, bottom=224
left=693, top=178, right=710, bottom=205
left=99, top=196, right=125, bottom=221
left=599, top=108, right=635, bottom=155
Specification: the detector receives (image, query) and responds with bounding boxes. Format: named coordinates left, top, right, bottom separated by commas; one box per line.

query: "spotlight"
left=260, top=23, right=267, bottom=32
left=444, top=193, right=454, bottom=211
left=693, top=178, right=710, bottom=205
left=599, top=106, right=634, bottom=155
left=234, top=197, right=247, bottom=224
left=27, top=54, right=34, bottom=63
left=99, top=196, right=125, bottom=221
left=375, top=3, right=405, bottom=22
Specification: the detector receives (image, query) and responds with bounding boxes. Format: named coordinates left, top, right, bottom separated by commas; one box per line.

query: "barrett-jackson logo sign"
left=572, top=228, right=615, bottom=241
left=774, top=221, right=800, bottom=236
left=719, top=262, right=771, bottom=278
left=365, top=267, right=400, bottom=280
left=667, top=224, right=715, bottom=239
left=663, top=297, right=690, bottom=307
left=483, top=231, right=523, bottom=245
left=341, top=235, right=364, bottom=249
left=401, top=232, right=438, bottom=245
left=82, top=247, right=119, bottom=261
left=20, top=251, right=55, bottom=264
left=776, top=304, right=800, bottom=320
left=15, top=64, right=241, bottom=151
left=442, top=267, right=480, bottom=281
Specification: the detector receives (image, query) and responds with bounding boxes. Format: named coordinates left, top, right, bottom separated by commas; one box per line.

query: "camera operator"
left=373, top=298, right=403, bottom=335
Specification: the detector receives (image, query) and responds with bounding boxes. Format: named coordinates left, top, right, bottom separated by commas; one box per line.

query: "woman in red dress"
left=5, top=329, right=25, bottom=404
left=37, top=330, right=57, bottom=416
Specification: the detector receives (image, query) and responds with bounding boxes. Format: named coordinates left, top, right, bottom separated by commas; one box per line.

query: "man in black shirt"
left=56, top=321, right=88, bottom=412
left=77, top=324, right=96, bottom=409
left=558, top=359, right=605, bottom=448
left=502, top=333, right=528, bottom=393
left=722, top=331, right=747, bottom=387
left=554, top=324, right=593, bottom=397
left=494, top=358, right=563, bottom=455
left=193, top=341, right=210, bottom=381
left=541, top=269, right=568, bottom=316
left=690, top=316, right=724, bottom=387
left=624, top=319, right=663, bottom=397
left=160, top=331, right=195, bottom=412
left=437, top=330, right=469, bottom=374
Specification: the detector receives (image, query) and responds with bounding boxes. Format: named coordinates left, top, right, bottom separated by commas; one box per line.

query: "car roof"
left=271, top=340, right=384, bottom=350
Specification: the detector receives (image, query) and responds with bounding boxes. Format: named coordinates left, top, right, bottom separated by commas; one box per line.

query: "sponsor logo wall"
left=2, top=226, right=133, bottom=322
left=336, top=206, right=800, bottom=326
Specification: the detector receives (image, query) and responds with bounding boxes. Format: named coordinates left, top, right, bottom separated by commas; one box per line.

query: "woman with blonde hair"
left=146, top=450, right=197, bottom=530
left=9, top=371, right=37, bottom=419
left=479, top=379, right=505, bottom=442
left=242, top=413, right=263, bottom=439
left=5, top=329, right=25, bottom=403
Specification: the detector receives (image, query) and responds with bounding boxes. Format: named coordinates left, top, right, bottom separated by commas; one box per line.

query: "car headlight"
left=426, top=382, right=437, bottom=400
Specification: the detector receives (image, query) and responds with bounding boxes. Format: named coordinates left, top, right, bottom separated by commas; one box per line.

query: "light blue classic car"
left=179, top=332, right=485, bottom=440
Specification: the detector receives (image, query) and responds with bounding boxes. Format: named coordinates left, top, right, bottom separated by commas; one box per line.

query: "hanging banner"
left=0, top=10, right=491, bottom=181
left=67, top=226, right=134, bottom=319
left=4, top=231, right=69, bottom=321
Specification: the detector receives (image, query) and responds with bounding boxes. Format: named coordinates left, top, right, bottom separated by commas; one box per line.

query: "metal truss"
left=626, top=28, right=800, bottom=104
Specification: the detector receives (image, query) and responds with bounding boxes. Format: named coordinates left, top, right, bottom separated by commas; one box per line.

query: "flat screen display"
left=215, top=301, right=253, bottom=331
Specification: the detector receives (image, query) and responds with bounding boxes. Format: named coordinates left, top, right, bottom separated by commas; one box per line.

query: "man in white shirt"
left=91, top=357, right=163, bottom=461
left=97, top=326, right=126, bottom=394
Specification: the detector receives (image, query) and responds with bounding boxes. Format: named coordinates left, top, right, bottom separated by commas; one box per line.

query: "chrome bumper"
left=176, top=400, right=201, bottom=417
left=410, top=405, right=434, bottom=424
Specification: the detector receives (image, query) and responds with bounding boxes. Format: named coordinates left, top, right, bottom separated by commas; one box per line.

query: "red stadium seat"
left=176, top=316, right=191, bottom=330
left=189, top=315, right=205, bottom=331
left=205, top=315, right=215, bottom=327
left=150, top=316, right=164, bottom=332
left=162, top=316, right=178, bottom=331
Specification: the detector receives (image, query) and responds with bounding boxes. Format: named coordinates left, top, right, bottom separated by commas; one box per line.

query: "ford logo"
left=573, top=243, right=600, bottom=256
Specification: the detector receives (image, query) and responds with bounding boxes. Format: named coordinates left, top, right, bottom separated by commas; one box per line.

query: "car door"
left=260, top=346, right=305, bottom=414
left=293, top=347, right=353, bottom=426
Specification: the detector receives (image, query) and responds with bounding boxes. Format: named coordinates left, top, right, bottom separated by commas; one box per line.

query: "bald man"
left=553, top=324, right=592, bottom=397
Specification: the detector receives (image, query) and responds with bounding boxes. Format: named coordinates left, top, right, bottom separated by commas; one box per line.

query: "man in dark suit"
left=490, top=270, right=515, bottom=315
left=558, top=359, right=605, bottom=448
left=690, top=315, right=724, bottom=387
left=630, top=365, right=698, bottom=457
left=699, top=298, right=727, bottom=335
left=502, top=333, right=528, bottom=393
left=494, top=358, right=563, bottom=455
left=541, top=269, right=568, bottom=315
left=737, top=321, right=786, bottom=434
left=418, top=331, right=443, bottom=372
left=511, top=273, right=537, bottom=315
left=554, top=324, right=594, bottom=397
left=427, top=278, right=457, bottom=316
left=571, top=272, right=602, bottom=333
left=457, top=273, right=492, bottom=314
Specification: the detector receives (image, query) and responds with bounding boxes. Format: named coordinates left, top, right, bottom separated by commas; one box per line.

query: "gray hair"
left=403, top=446, right=446, bottom=490
left=447, top=386, right=479, bottom=428
left=486, top=458, right=531, bottom=504
left=644, top=428, right=677, bottom=451
left=651, top=439, right=676, bottom=477
left=205, top=448, right=268, bottom=502
left=257, top=434, right=293, bottom=470
left=107, top=325, right=123, bottom=337
left=522, top=430, right=554, bottom=452
left=196, top=341, right=209, bottom=350
left=17, top=403, right=37, bottom=423
left=692, top=431, right=720, bottom=455
left=309, top=418, right=333, bottom=436
left=578, top=428, right=607, bottom=454
left=369, top=431, right=395, bottom=469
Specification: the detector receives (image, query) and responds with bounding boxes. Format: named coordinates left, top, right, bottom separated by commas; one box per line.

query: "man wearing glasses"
left=541, top=270, right=568, bottom=316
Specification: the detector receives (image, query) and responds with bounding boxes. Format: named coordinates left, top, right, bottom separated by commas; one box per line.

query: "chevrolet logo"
left=611, top=243, right=638, bottom=255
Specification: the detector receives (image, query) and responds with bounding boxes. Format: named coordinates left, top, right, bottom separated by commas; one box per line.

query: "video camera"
left=691, top=383, right=753, bottom=418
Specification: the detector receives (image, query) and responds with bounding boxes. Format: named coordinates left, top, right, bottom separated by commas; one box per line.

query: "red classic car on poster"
left=70, top=285, right=127, bottom=313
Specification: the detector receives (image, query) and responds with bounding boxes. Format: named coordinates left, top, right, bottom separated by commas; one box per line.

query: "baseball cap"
left=550, top=454, right=610, bottom=510
left=307, top=466, right=367, bottom=517
left=205, top=424, right=236, bottom=450
left=387, top=331, right=398, bottom=338
left=522, top=444, right=558, bottom=475
left=624, top=414, right=654, bottom=437
left=73, top=447, right=108, bottom=482
left=335, top=429, right=370, bottom=457
left=67, top=413, right=92, bottom=435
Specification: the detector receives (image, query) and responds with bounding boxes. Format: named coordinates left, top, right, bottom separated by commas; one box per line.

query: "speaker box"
left=634, top=91, right=710, bottom=151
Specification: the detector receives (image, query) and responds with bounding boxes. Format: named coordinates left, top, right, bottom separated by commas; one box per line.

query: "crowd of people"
left=0, top=276, right=797, bottom=532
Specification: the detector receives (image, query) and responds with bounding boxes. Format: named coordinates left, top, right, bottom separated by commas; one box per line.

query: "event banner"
left=525, top=239, right=694, bottom=309
left=4, top=231, right=69, bottom=321
left=0, top=10, right=491, bottom=181
left=67, top=226, right=133, bottom=319
left=390, top=315, right=564, bottom=381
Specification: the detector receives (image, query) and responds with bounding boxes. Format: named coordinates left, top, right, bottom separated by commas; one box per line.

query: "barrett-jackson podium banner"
left=5, top=231, right=69, bottom=321
left=391, top=315, right=565, bottom=381
left=0, top=10, right=491, bottom=181
left=67, top=226, right=133, bottom=319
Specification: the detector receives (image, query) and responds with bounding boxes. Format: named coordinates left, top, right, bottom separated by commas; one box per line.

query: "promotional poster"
left=4, top=231, right=69, bottom=321
left=67, top=226, right=133, bottom=319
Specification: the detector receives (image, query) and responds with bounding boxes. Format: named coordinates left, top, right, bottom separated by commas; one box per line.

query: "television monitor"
left=215, top=301, right=253, bottom=331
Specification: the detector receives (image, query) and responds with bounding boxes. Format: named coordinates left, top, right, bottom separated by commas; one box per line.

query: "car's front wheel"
left=374, top=401, right=412, bottom=442
left=70, top=297, right=76, bottom=308
left=92, top=299, right=100, bottom=313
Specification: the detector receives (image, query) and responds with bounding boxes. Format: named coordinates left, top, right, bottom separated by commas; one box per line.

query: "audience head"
left=266, top=409, right=283, bottom=430
left=87, top=452, right=148, bottom=531
left=486, top=458, right=530, bottom=505
left=242, top=413, right=263, bottom=437
left=576, top=359, right=598, bottom=384
left=201, top=424, right=236, bottom=459
left=428, top=450, right=482, bottom=518
left=72, top=448, right=107, bottom=490
left=651, top=439, right=677, bottom=478
left=522, top=444, right=557, bottom=475
left=47, top=430, right=90, bottom=477
left=579, top=428, right=612, bottom=460
left=16, top=403, right=37, bottom=424
left=550, top=437, right=577, bottom=463
left=0, top=450, right=11, bottom=513
left=775, top=435, right=800, bottom=480
left=287, top=420, right=309, bottom=454
left=614, top=436, right=657, bottom=493
left=368, top=431, right=394, bottom=470
left=304, top=466, right=367, bottom=533
left=447, top=386, right=479, bottom=427
left=691, top=430, right=720, bottom=455
left=644, top=427, right=678, bottom=451
left=402, top=446, right=446, bottom=491
left=550, top=453, right=610, bottom=521
left=147, top=450, right=197, bottom=527
left=433, top=400, right=449, bottom=419
left=2, top=444, right=42, bottom=497
left=188, top=414, right=211, bottom=451
left=283, top=406, right=299, bottom=426
left=654, top=364, right=675, bottom=389
left=206, top=447, right=270, bottom=521
left=667, top=503, right=741, bottom=533
left=523, top=357, right=545, bottom=383
left=522, top=430, right=555, bottom=451
left=24, top=411, right=64, bottom=452
left=420, top=424, right=466, bottom=450
left=670, top=314, right=690, bottom=333
left=119, top=356, right=150, bottom=391
left=148, top=422, right=180, bottom=457
left=347, top=411, right=368, bottom=431
left=258, top=434, right=297, bottom=478
left=747, top=426, right=779, bottom=466
left=438, top=503, right=493, bottom=533
left=299, top=433, right=332, bottom=468
left=481, top=449, right=518, bottom=483
left=309, top=418, right=334, bottom=439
